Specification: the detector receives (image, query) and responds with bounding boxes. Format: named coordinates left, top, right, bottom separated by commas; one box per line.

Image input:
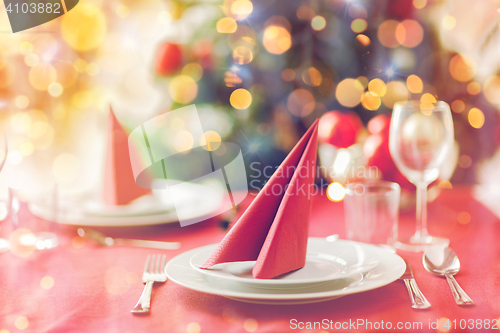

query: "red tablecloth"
left=1, top=186, right=499, bottom=332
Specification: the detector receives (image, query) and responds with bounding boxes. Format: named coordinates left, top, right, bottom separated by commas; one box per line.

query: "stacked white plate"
left=28, top=182, right=223, bottom=226
left=165, top=238, right=406, bottom=304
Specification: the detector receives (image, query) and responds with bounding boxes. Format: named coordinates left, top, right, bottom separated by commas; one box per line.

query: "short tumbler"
left=344, top=181, right=400, bottom=246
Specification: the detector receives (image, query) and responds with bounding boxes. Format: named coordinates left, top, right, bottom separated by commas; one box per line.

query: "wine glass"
left=389, top=101, right=454, bottom=251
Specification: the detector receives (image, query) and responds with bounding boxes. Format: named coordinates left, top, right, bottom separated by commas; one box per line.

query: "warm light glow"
left=468, top=108, right=484, bottom=129
left=348, top=4, right=368, bottom=19
left=29, top=63, right=56, bottom=91
left=378, top=20, right=400, bottom=48
left=466, top=81, right=481, bottom=95
left=201, top=130, right=222, bottom=151
left=396, top=20, right=424, bottom=48
left=327, top=182, right=346, bottom=202
left=413, top=0, right=427, bottom=9
left=483, top=76, right=500, bottom=105
left=368, top=78, right=387, bottom=97
left=48, top=83, right=63, bottom=97
left=355, top=34, right=371, bottom=47
left=351, top=19, right=367, bottom=33
left=15, top=95, right=30, bottom=109
left=187, top=322, right=201, bottom=333
left=381, top=81, right=408, bottom=108
left=361, top=91, right=381, bottom=111
left=451, top=100, right=465, bottom=113
left=231, top=0, right=253, bottom=20
left=53, top=153, right=80, bottom=183
left=442, top=15, right=456, bottom=30
left=217, top=17, right=237, bottom=33
left=406, top=74, right=423, bottom=93
left=243, top=318, right=258, bottom=332
left=182, top=63, right=203, bottom=81
left=24, top=53, right=39, bottom=67
left=263, top=25, right=292, bottom=54
left=302, top=67, right=322, bottom=86
left=233, top=46, right=253, bottom=64
left=15, top=316, right=29, bottom=330
left=449, top=54, right=476, bottom=82
left=296, top=6, right=315, bottom=20
left=287, top=89, right=315, bottom=117
left=336, top=78, right=364, bottom=107
left=311, top=16, right=326, bottom=31
left=437, top=318, right=451, bottom=333
left=420, top=93, right=436, bottom=104
left=282, top=68, right=295, bottom=81
left=458, top=154, right=472, bottom=169
left=230, top=88, right=252, bottom=109
left=40, top=276, right=55, bottom=290
left=457, top=211, right=471, bottom=225
left=174, top=130, right=194, bottom=152
left=169, top=75, right=198, bottom=104
left=61, top=3, right=106, bottom=52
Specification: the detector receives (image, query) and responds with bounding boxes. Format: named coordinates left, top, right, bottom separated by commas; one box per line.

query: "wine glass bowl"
left=389, top=101, right=454, bottom=251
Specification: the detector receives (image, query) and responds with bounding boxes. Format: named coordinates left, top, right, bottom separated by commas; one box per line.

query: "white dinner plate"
left=189, top=238, right=380, bottom=287
left=28, top=182, right=223, bottom=226
left=165, top=238, right=406, bottom=304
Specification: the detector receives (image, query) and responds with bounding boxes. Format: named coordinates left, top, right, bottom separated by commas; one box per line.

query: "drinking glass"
left=389, top=101, right=454, bottom=251
left=344, top=181, right=400, bottom=246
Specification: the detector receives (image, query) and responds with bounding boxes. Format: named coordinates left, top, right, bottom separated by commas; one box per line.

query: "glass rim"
left=345, top=181, right=401, bottom=196
left=393, top=100, right=449, bottom=110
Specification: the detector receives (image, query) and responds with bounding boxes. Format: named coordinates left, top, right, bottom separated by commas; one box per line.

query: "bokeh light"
left=466, top=81, right=481, bottom=95
left=29, top=63, right=56, bottom=91
left=0, top=61, right=14, bottom=89
left=48, top=83, right=63, bottom=97
left=381, top=81, right=408, bottom=108
left=442, top=15, right=456, bottom=30
left=361, top=91, right=381, bottom=111
left=311, top=16, right=326, bottom=31
left=336, top=78, right=364, bottom=107
left=263, top=24, right=291, bottom=54
left=355, top=34, right=371, bottom=47
left=378, top=20, right=400, bottom=48
left=282, top=68, right=295, bottom=81
left=182, top=63, right=204, bottom=81
left=169, top=75, right=198, bottom=104
left=244, top=318, right=258, bottom=332
left=368, top=78, right=386, bottom=96
left=174, top=130, right=194, bottom=152
left=302, top=67, right=322, bottom=86
left=449, top=54, right=476, bottom=82
left=217, top=17, right=237, bottom=33
left=233, top=46, right=253, bottom=64
left=483, top=76, right=500, bottom=105
left=296, top=6, right=315, bottom=20
left=202, top=130, right=222, bottom=151
left=327, top=182, right=346, bottom=202
left=15, top=316, right=29, bottom=330
left=15, top=95, right=30, bottom=109
left=396, top=20, right=424, bottom=48
left=40, top=276, right=55, bottom=290
left=351, top=19, right=367, bottom=33
left=468, top=108, right=485, bottom=129
left=230, top=88, right=252, bottom=109
left=231, top=0, right=253, bottom=20
left=406, top=74, right=423, bottom=93
left=348, top=4, right=367, bottom=19
left=61, top=3, right=106, bottom=52
left=287, top=89, right=315, bottom=117
left=413, top=0, right=427, bottom=9
left=451, top=99, right=465, bottom=113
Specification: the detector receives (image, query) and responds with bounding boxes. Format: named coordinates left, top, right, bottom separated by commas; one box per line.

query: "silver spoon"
left=423, top=245, right=474, bottom=305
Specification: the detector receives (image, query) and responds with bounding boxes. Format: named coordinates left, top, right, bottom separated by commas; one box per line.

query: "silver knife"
left=400, top=260, right=431, bottom=309
left=77, top=228, right=181, bottom=250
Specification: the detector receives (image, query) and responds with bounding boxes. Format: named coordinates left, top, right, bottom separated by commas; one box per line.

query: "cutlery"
left=423, top=245, right=474, bottom=305
left=400, top=260, right=431, bottom=309
left=131, top=254, right=168, bottom=313
left=77, top=228, right=181, bottom=250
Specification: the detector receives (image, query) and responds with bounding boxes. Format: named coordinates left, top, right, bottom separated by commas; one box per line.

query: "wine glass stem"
left=415, top=183, right=429, bottom=239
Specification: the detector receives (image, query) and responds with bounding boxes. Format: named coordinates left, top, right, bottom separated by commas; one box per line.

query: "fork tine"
left=149, top=254, right=156, bottom=274
left=161, top=254, right=167, bottom=271
left=143, top=254, right=151, bottom=274
left=155, top=253, right=161, bottom=274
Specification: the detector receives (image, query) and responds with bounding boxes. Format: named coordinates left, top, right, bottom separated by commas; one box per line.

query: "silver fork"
left=131, top=254, right=167, bottom=313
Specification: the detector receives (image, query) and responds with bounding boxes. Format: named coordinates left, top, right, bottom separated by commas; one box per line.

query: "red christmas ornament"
left=318, top=111, right=363, bottom=148
left=155, top=42, right=183, bottom=76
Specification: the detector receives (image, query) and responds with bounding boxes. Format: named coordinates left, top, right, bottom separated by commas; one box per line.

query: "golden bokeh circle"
left=61, top=4, right=106, bottom=52
left=169, top=75, right=198, bottom=104
left=230, top=88, right=252, bottom=109
left=335, top=78, right=364, bottom=107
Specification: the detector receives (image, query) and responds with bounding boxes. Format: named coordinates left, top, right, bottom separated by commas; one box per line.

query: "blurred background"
left=0, top=0, right=499, bottom=202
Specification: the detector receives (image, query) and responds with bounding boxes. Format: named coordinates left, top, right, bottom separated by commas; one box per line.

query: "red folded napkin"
left=201, top=119, right=319, bottom=279
left=104, top=107, right=151, bottom=206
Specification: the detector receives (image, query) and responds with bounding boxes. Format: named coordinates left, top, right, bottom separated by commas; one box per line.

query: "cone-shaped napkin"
left=201, top=120, right=319, bottom=279
left=104, top=107, right=151, bottom=205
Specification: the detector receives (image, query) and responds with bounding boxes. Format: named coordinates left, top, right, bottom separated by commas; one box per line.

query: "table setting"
left=1, top=0, right=500, bottom=332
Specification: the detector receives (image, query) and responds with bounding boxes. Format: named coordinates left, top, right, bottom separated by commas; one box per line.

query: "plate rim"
left=188, top=240, right=380, bottom=285
left=165, top=238, right=406, bottom=302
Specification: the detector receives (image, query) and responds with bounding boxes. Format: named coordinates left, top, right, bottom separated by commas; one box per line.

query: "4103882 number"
left=6, top=2, right=61, bottom=14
